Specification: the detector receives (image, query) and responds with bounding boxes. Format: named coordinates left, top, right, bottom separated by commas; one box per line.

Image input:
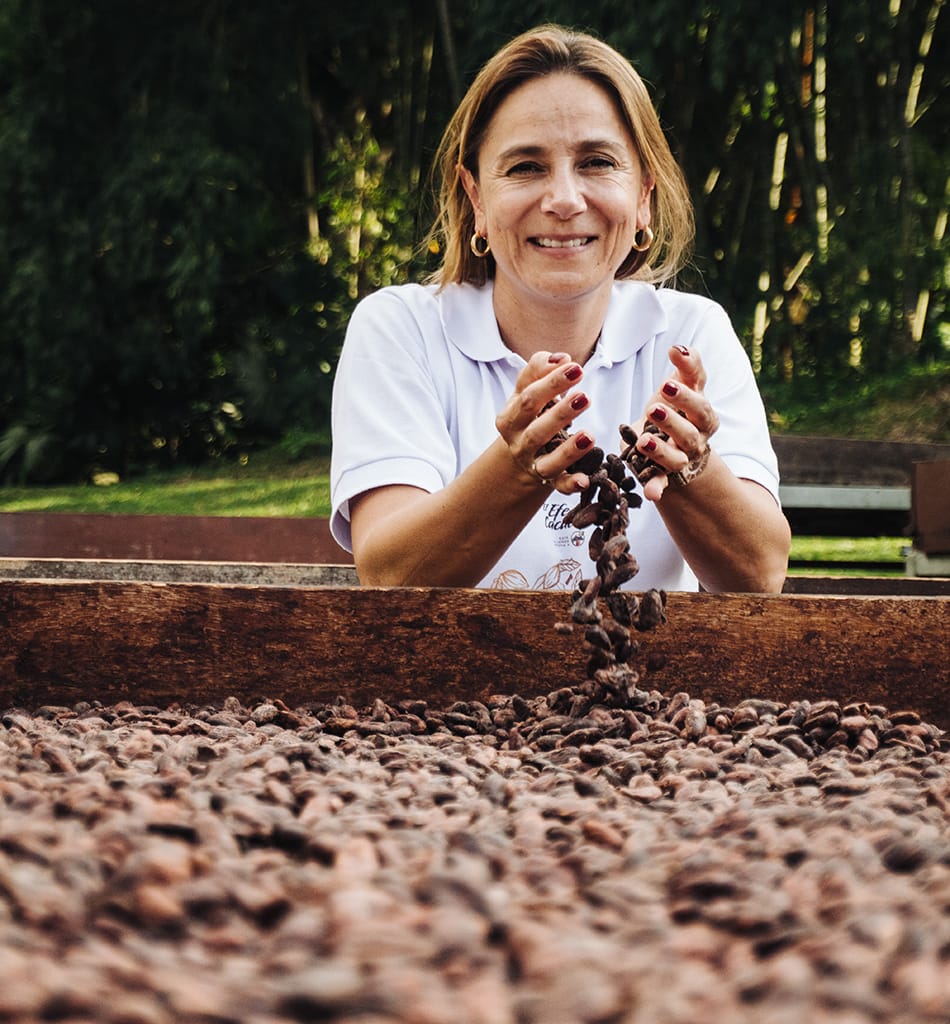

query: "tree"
left=1, top=1, right=946, bottom=482
left=451, top=0, right=948, bottom=389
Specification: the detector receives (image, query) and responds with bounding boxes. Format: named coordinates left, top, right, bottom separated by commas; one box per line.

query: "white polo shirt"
left=330, top=279, right=780, bottom=591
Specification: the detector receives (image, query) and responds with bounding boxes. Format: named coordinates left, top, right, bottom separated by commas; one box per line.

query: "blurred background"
left=0, top=0, right=947, bottom=485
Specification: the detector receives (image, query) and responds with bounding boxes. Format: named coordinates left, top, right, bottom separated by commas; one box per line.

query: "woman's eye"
left=584, top=156, right=616, bottom=170
left=507, top=162, right=541, bottom=176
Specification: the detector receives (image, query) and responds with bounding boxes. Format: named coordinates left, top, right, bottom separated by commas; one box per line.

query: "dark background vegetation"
left=1, top=0, right=947, bottom=483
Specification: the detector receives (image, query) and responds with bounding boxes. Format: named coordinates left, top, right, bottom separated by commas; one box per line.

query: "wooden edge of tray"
left=2, top=557, right=948, bottom=596
left=1, top=580, right=947, bottom=729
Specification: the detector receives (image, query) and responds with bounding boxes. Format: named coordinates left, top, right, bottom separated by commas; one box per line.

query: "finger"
left=646, top=402, right=712, bottom=459
left=642, top=473, right=668, bottom=503
left=532, top=431, right=598, bottom=494
left=507, top=389, right=590, bottom=460
left=514, top=350, right=574, bottom=393
left=498, top=360, right=585, bottom=439
left=668, top=344, right=706, bottom=391
left=635, top=422, right=684, bottom=474
left=649, top=375, right=720, bottom=447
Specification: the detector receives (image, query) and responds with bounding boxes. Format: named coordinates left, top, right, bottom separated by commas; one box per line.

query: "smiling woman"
left=457, top=74, right=653, bottom=349
left=329, top=24, right=791, bottom=595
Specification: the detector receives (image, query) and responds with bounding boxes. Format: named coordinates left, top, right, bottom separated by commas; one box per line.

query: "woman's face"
left=461, top=72, right=653, bottom=311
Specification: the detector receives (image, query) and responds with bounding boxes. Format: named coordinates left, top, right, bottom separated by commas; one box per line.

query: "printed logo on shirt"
left=486, top=501, right=587, bottom=590
left=544, top=501, right=574, bottom=531
left=533, top=558, right=583, bottom=590
left=545, top=500, right=586, bottom=552
left=488, top=558, right=583, bottom=591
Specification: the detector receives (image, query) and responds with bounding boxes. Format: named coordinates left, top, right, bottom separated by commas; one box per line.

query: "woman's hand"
left=495, top=351, right=598, bottom=494
left=350, top=350, right=602, bottom=587
left=633, top=344, right=720, bottom=502
left=622, top=343, right=789, bottom=592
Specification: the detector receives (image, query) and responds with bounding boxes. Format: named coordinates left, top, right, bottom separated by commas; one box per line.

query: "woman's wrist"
left=666, top=443, right=711, bottom=488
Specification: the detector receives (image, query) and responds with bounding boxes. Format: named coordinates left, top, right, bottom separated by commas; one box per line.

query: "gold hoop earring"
left=631, top=226, right=654, bottom=253
left=470, top=232, right=491, bottom=257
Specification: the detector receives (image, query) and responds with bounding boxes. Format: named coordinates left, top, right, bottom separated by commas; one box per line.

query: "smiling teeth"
left=536, top=237, right=589, bottom=248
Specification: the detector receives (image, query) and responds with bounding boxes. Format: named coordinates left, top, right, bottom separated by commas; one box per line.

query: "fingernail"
left=651, top=406, right=667, bottom=422
left=548, top=351, right=569, bottom=364
left=565, top=364, right=582, bottom=382
left=662, top=381, right=679, bottom=398
left=675, top=345, right=690, bottom=356
left=642, top=437, right=657, bottom=453
left=570, top=393, right=588, bottom=411
left=575, top=434, right=593, bottom=450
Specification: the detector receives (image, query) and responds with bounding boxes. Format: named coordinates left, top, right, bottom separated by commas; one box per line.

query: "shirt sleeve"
left=687, top=301, right=782, bottom=503
left=329, top=288, right=459, bottom=552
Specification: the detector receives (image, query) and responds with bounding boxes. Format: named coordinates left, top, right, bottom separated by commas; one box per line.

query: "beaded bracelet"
left=666, top=443, right=712, bottom=488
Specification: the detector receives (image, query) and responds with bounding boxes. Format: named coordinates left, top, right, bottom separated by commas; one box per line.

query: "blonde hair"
left=425, top=24, right=694, bottom=288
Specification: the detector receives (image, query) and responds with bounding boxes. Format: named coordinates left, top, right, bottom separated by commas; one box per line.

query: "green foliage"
left=0, top=1, right=947, bottom=483
left=315, top=118, right=417, bottom=298
left=451, top=0, right=949, bottom=381
left=763, top=359, right=950, bottom=441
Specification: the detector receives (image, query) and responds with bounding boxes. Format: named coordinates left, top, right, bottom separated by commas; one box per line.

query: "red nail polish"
left=642, top=437, right=657, bottom=453
left=675, top=345, right=690, bottom=356
left=565, top=364, right=582, bottom=382
left=662, top=382, right=679, bottom=398
left=575, top=434, right=593, bottom=450
left=651, top=406, right=667, bottom=422
left=570, top=394, right=588, bottom=411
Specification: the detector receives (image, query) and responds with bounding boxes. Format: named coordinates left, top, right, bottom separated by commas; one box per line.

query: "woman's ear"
left=458, top=164, right=484, bottom=226
left=637, top=174, right=655, bottom=226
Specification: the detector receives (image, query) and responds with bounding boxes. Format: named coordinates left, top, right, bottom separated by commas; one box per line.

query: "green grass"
left=0, top=453, right=332, bottom=518
left=789, top=535, right=905, bottom=564
left=788, top=535, right=907, bottom=577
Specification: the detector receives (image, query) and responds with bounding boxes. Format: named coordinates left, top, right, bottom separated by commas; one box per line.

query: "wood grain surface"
left=2, top=582, right=947, bottom=727
left=0, top=512, right=352, bottom=564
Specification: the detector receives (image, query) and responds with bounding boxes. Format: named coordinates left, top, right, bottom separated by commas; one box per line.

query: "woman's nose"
left=540, top=167, right=587, bottom=218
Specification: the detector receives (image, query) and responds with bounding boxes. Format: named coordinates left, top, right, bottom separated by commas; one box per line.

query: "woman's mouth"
left=532, top=236, right=594, bottom=249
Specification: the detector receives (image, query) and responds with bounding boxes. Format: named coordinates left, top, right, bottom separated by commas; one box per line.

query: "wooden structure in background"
left=911, top=459, right=950, bottom=555
left=773, top=436, right=950, bottom=536
left=0, top=511, right=351, bottom=564
left=1, top=557, right=948, bottom=596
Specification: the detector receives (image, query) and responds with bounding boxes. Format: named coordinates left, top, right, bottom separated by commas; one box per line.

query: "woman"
left=330, top=25, right=790, bottom=593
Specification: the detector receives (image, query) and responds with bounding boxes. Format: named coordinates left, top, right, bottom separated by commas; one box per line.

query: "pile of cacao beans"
left=1, top=686, right=947, bottom=1023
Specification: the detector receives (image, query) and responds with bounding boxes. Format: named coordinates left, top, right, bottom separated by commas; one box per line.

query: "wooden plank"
left=0, top=557, right=359, bottom=587
left=3, top=440, right=947, bottom=563
left=783, top=574, right=950, bottom=596
left=4, top=556, right=949, bottom=596
left=0, top=511, right=353, bottom=564
left=911, top=460, right=950, bottom=554
left=772, top=436, right=950, bottom=487
left=779, top=484, right=909, bottom=510
left=905, top=550, right=950, bottom=579
left=1, top=582, right=947, bottom=729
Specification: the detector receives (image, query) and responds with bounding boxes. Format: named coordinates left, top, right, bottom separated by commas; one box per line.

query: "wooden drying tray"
left=2, top=581, right=947, bottom=730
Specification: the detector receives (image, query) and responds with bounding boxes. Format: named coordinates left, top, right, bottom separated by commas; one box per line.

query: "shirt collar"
left=595, top=282, right=668, bottom=368
left=438, top=280, right=669, bottom=367
left=438, top=282, right=513, bottom=363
